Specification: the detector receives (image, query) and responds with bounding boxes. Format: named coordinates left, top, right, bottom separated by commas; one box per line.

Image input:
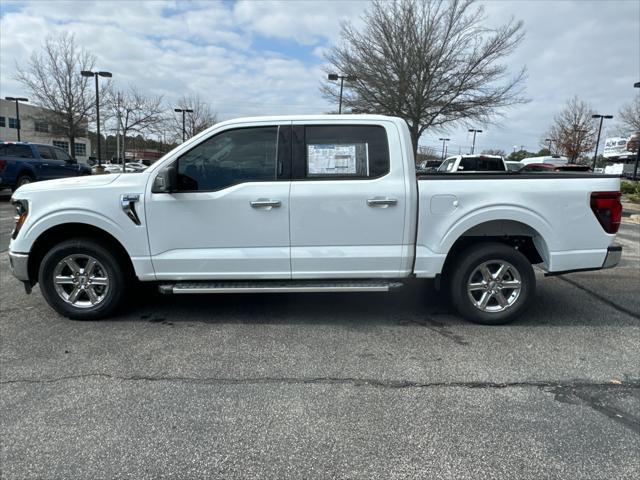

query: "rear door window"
left=477, top=157, right=505, bottom=171
left=457, top=158, right=477, bottom=171
left=457, top=157, right=505, bottom=171
left=302, top=125, right=389, bottom=179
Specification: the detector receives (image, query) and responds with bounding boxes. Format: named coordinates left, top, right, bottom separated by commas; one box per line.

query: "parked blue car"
left=0, top=142, right=91, bottom=191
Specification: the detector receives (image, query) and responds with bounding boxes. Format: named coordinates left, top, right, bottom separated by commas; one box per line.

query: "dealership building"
left=0, top=98, right=91, bottom=162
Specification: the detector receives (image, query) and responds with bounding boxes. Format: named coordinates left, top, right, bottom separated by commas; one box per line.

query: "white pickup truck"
left=8, top=115, right=623, bottom=324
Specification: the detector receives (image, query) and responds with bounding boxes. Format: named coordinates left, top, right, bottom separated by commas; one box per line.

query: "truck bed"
left=414, top=172, right=621, bottom=276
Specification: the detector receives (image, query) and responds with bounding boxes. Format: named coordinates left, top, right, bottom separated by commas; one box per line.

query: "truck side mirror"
left=152, top=164, right=178, bottom=193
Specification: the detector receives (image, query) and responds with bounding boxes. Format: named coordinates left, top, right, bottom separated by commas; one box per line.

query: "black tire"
left=14, top=174, right=33, bottom=191
left=448, top=242, right=535, bottom=325
left=38, top=238, right=127, bottom=320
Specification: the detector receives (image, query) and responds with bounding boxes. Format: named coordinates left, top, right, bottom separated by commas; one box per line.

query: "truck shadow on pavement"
left=116, top=276, right=636, bottom=328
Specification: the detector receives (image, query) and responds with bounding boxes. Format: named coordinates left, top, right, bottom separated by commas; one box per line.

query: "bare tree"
left=170, top=94, right=218, bottom=142
left=321, top=0, right=527, bottom=156
left=15, top=33, right=95, bottom=155
left=544, top=96, right=597, bottom=163
left=480, top=148, right=507, bottom=156
left=104, top=86, right=164, bottom=160
left=416, top=145, right=439, bottom=163
left=617, top=94, right=640, bottom=134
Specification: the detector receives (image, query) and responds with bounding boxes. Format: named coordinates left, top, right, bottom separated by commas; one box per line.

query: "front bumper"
left=9, top=251, right=30, bottom=282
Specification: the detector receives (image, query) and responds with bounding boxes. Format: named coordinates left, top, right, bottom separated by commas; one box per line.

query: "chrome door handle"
left=250, top=199, right=281, bottom=208
left=367, top=198, right=398, bottom=207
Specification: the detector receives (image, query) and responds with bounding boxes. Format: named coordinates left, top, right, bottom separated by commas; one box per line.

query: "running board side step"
left=158, top=280, right=404, bottom=295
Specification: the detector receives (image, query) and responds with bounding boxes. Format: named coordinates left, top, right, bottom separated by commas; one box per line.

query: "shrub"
left=621, top=181, right=635, bottom=194
left=621, top=180, right=640, bottom=197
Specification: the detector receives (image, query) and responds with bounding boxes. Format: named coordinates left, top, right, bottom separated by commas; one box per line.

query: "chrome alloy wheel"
left=466, top=260, right=522, bottom=313
left=53, top=254, right=110, bottom=308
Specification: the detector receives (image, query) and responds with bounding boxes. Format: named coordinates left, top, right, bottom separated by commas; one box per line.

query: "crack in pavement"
left=3, top=374, right=638, bottom=434
left=2, top=373, right=639, bottom=389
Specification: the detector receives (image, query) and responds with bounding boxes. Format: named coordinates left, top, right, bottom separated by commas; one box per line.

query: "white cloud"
left=232, top=0, right=366, bottom=45
left=0, top=0, right=337, bottom=122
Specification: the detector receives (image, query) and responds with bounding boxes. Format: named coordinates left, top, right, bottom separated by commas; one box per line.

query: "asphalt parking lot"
left=1, top=189, right=639, bottom=479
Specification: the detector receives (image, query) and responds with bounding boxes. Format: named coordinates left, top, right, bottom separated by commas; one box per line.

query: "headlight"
left=11, top=199, right=29, bottom=239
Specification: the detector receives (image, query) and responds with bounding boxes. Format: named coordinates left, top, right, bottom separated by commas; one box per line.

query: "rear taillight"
left=590, top=191, right=622, bottom=234
left=0, top=160, right=6, bottom=173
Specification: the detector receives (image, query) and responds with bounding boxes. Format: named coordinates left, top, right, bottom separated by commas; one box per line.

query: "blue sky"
left=1, top=0, right=638, bottom=154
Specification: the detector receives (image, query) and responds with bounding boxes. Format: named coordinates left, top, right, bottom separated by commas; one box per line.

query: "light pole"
left=174, top=108, right=194, bottom=142
left=545, top=138, right=554, bottom=155
left=328, top=73, right=357, bottom=114
left=438, top=138, right=450, bottom=160
left=5, top=97, right=29, bottom=141
left=81, top=70, right=112, bottom=167
left=633, top=82, right=639, bottom=180
left=468, top=129, right=482, bottom=154
left=591, top=114, right=613, bottom=170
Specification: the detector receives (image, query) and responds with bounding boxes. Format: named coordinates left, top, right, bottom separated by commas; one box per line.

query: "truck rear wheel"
left=448, top=242, right=535, bottom=325
left=38, top=238, right=127, bottom=320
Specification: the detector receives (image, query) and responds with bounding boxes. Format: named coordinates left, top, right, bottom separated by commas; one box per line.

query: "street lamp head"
left=634, top=82, right=640, bottom=88
left=98, top=71, right=112, bottom=78
left=604, top=115, right=613, bottom=119
left=5, top=96, right=29, bottom=102
left=184, top=109, right=194, bottom=113
left=80, top=70, right=94, bottom=77
left=174, top=108, right=183, bottom=112
left=328, top=73, right=339, bottom=81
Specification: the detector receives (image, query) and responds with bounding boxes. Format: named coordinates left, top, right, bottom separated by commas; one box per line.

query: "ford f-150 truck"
left=8, top=115, right=623, bottom=324
left=0, top=141, right=91, bottom=191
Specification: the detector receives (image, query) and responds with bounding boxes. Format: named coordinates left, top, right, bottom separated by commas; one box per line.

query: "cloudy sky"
left=1, top=0, right=638, bottom=154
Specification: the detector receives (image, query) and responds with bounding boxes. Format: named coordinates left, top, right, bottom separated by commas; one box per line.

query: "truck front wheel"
left=448, top=242, right=535, bottom=325
left=14, top=174, right=33, bottom=191
left=38, top=238, right=127, bottom=320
